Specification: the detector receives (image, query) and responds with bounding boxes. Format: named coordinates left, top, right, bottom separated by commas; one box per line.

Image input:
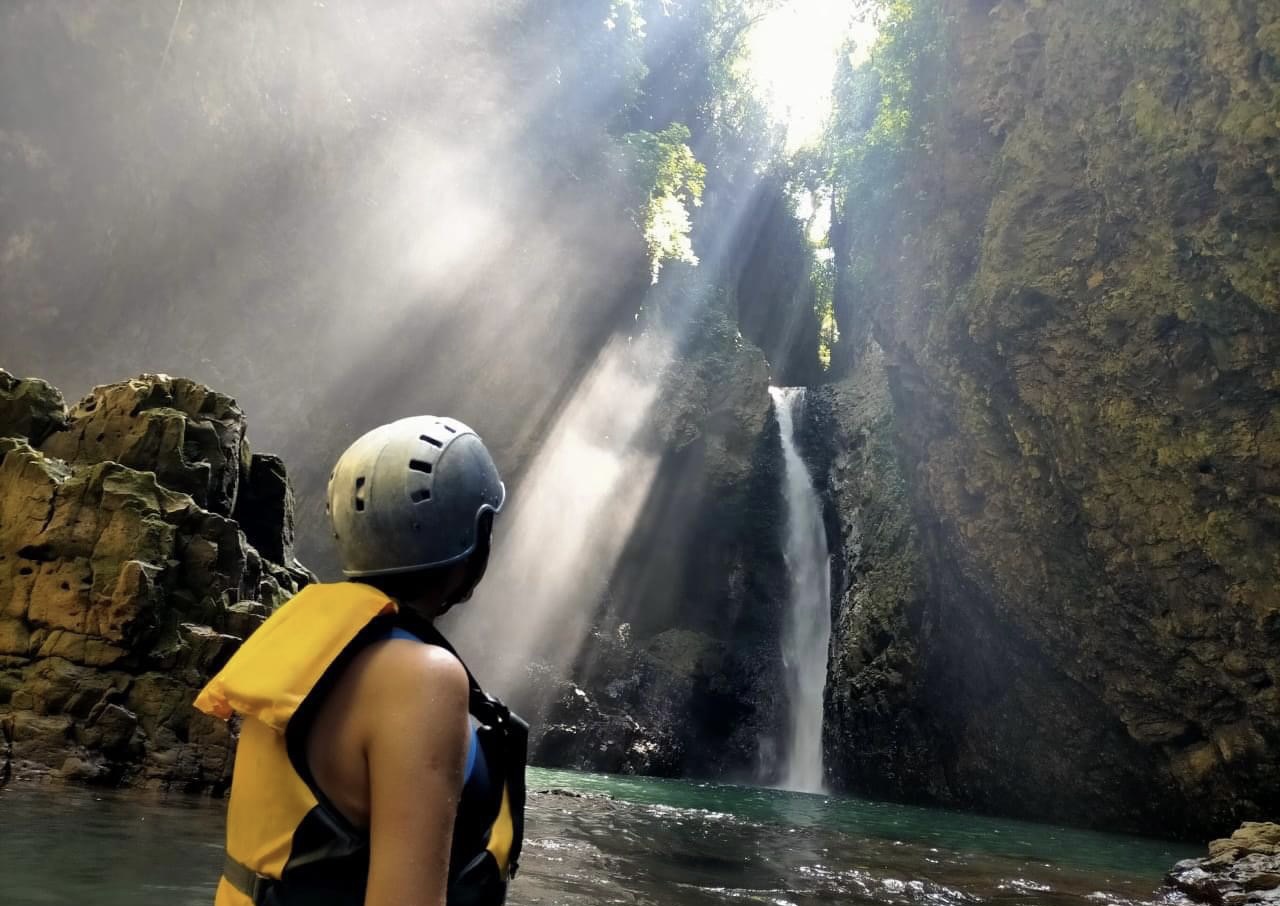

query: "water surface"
left=0, top=767, right=1195, bottom=905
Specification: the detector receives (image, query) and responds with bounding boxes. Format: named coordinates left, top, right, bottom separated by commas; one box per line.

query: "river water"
left=0, top=767, right=1194, bottom=905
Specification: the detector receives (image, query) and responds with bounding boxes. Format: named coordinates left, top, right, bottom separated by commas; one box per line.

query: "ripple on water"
left=0, top=771, right=1194, bottom=906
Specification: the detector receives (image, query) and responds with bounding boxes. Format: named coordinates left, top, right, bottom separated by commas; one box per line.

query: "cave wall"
left=824, top=0, right=1280, bottom=837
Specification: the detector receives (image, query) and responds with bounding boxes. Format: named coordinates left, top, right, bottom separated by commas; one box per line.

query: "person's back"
left=196, top=416, right=526, bottom=906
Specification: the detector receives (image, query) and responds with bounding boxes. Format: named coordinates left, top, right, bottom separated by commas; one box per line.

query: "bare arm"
left=362, top=641, right=471, bottom=906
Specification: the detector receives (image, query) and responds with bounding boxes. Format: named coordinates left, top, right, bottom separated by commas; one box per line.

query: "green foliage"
left=536, top=0, right=651, bottom=133
left=706, top=0, right=786, bottom=156
left=828, top=0, right=945, bottom=204
left=620, top=124, right=708, bottom=281
left=812, top=254, right=839, bottom=369
left=820, top=0, right=945, bottom=367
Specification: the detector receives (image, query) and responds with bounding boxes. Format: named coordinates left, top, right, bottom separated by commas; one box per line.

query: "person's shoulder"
left=364, top=635, right=469, bottom=705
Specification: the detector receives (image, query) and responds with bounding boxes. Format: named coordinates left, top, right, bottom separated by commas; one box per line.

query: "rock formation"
left=0, top=370, right=309, bottom=789
left=527, top=622, right=783, bottom=780
left=820, top=0, right=1280, bottom=837
left=1168, top=822, right=1280, bottom=904
left=803, top=341, right=932, bottom=796
left=532, top=300, right=791, bottom=781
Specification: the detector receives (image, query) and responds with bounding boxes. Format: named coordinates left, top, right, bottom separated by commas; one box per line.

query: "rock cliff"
left=0, top=371, right=309, bottom=788
left=822, top=0, right=1280, bottom=837
left=529, top=299, right=791, bottom=781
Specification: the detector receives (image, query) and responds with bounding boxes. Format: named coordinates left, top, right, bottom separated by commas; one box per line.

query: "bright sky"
left=744, top=0, right=879, bottom=151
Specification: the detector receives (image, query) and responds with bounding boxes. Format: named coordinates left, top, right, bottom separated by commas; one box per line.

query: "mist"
left=1, top=2, right=661, bottom=563
left=1, top=0, right=840, bottom=703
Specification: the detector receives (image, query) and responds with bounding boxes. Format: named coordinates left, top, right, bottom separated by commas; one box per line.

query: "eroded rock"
left=41, top=374, right=249, bottom=516
left=0, top=372, right=310, bottom=790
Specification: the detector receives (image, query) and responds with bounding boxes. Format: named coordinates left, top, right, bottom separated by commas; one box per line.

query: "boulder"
left=525, top=661, right=682, bottom=778
left=525, top=620, right=779, bottom=780
left=1169, top=823, right=1280, bottom=904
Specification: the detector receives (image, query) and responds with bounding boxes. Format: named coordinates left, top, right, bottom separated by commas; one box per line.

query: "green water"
left=0, top=768, right=1196, bottom=905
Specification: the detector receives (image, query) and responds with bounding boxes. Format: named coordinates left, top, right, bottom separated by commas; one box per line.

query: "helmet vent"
left=410, top=488, right=431, bottom=503
left=354, top=475, right=367, bottom=511
left=442, top=424, right=457, bottom=434
left=420, top=434, right=443, bottom=448
left=409, top=459, right=433, bottom=474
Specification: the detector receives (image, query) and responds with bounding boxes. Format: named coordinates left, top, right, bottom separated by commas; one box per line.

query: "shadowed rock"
left=820, top=0, right=1280, bottom=837
left=0, top=369, right=68, bottom=446
left=233, top=453, right=296, bottom=566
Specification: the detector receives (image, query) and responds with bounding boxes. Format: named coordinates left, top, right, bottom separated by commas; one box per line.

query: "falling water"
left=769, top=386, right=832, bottom=793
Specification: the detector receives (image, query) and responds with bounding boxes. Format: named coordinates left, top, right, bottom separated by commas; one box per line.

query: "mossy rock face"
left=826, top=0, right=1280, bottom=837
left=806, top=341, right=935, bottom=797
left=0, top=373, right=310, bottom=790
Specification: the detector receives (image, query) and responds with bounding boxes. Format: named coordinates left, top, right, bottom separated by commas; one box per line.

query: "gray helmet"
left=327, top=415, right=505, bottom=577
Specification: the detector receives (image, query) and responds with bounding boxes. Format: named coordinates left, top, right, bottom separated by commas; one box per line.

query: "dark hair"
left=353, top=512, right=494, bottom=604
left=354, top=564, right=457, bottom=602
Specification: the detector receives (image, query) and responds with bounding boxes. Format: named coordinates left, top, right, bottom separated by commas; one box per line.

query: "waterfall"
left=769, top=386, right=832, bottom=793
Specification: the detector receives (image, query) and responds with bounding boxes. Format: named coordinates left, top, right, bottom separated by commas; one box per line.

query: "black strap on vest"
left=223, top=853, right=272, bottom=904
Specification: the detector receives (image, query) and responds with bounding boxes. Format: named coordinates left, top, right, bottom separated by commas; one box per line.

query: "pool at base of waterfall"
left=0, top=767, right=1197, bottom=905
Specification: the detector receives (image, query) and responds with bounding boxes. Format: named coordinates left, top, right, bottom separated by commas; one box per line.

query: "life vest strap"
left=222, top=853, right=273, bottom=905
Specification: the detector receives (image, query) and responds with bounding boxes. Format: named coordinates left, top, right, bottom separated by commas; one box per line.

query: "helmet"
left=327, top=415, right=505, bottom=577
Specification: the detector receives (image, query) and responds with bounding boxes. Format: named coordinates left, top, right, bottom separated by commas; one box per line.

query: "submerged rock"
left=1168, top=822, right=1280, bottom=904
left=0, top=372, right=310, bottom=790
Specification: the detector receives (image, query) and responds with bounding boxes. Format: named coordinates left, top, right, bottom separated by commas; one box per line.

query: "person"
left=195, top=415, right=527, bottom=906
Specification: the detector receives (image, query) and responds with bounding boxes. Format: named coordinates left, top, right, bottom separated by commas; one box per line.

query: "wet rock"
left=526, top=660, right=683, bottom=778
left=1168, top=823, right=1280, bottom=904
left=0, top=715, right=11, bottom=784
left=806, top=340, right=933, bottom=797
left=0, top=373, right=309, bottom=790
left=525, top=613, right=784, bottom=781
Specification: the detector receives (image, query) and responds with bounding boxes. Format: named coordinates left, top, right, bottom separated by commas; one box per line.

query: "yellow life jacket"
left=194, top=581, right=527, bottom=906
